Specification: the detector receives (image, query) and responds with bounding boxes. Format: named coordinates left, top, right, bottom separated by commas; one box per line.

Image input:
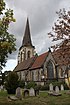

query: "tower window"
left=27, top=51, right=31, bottom=58
left=21, top=52, right=22, bottom=62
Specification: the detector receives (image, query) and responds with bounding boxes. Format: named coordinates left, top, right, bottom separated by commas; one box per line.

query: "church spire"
left=22, top=18, right=34, bottom=48
left=18, top=18, right=36, bottom=63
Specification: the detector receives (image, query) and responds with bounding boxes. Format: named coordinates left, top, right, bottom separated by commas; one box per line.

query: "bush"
left=37, top=81, right=69, bottom=91
left=25, top=81, right=37, bottom=89
left=40, top=84, right=49, bottom=91
left=51, top=81, right=69, bottom=90
left=18, top=80, right=25, bottom=88
left=34, top=85, right=41, bottom=90
left=62, top=81, right=69, bottom=90
left=51, top=81, right=61, bottom=90
left=5, top=71, right=19, bottom=94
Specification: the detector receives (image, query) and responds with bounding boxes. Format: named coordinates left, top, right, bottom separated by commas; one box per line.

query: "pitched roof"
left=30, top=52, right=48, bottom=70
left=22, top=18, right=34, bottom=48
left=14, top=56, right=36, bottom=72
left=14, top=52, right=48, bottom=72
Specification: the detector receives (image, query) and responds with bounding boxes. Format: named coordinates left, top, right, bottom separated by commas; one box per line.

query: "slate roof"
left=22, top=18, right=34, bottom=48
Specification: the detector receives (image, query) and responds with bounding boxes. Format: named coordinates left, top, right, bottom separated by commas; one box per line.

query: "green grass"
left=0, top=90, right=8, bottom=97
left=0, top=90, right=70, bottom=105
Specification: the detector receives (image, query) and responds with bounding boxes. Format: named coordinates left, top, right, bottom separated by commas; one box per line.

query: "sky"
left=2, top=0, right=70, bottom=72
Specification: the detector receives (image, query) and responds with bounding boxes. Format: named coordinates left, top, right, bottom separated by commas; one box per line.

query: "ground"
left=0, top=90, right=70, bottom=105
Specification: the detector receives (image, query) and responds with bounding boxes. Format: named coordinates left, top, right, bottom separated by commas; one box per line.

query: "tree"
left=5, top=71, right=19, bottom=94
left=48, top=8, right=70, bottom=65
left=0, top=0, right=16, bottom=69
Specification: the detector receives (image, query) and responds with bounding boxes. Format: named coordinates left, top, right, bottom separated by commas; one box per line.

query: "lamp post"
left=41, top=75, right=45, bottom=80
left=41, top=75, right=45, bottom=85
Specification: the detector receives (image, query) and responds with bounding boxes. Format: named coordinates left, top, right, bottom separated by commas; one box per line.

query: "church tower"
left=18, top=18, right=35, bottom=64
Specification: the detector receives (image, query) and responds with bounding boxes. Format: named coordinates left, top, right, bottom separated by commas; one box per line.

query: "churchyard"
left=0, top=72, right=70, bottom=105
left=0, top=84, right=70, bottom=105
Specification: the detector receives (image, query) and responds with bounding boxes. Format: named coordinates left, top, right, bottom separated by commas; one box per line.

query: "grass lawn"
left=0, top=90, right=70, bottom=105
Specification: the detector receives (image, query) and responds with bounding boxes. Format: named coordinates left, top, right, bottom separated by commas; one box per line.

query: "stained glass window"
left=47, top=61, right=54, bottom=79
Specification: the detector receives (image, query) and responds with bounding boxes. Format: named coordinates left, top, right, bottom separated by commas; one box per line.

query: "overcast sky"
left=3, top=0, right=70, bottom=72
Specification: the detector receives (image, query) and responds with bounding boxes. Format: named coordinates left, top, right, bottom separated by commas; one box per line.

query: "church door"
left=47, top=61, right=54, bottom=79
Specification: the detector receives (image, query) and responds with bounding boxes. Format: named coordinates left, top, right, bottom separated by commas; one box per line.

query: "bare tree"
left=48, top=8, right=70, bottom=65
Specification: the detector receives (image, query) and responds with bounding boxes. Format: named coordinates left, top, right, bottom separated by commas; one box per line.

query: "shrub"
left=37, top=81, right=69, bottom=91
left=51, top=81, right=61, bottom=90
left=51, top=81, right=69, bottom=90
left=18, top=80, right=25, bottom=88
left=25, top=81, right=37, bottom=89
left=34, top=85, right=41, bottom=90
left=5, top=71, right=19, bottom=94
left=62, top=81, right=69, bottom=90
left=40, top=84, right=49, bottom=91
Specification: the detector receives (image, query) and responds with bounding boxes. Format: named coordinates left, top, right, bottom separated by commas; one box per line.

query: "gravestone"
left=24, top=88, right=29, bottom=97
left=49, top=83, right=53, bottom=91
left=61, top=84, right=64, bottom=91
left=0, top=85, right=3, bottom=90
left=29, top=88, right=35, bottom=96
left=55, top=86, right=59, bottom=93
left=25, top=82, right=27, bottom=86
left=16, top=87, right=22, bottom=99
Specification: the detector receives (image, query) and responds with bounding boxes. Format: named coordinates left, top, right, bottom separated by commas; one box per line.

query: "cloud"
left=5, top=0, right=70, bottom=59
left=2, top=59, right=17, bottom=72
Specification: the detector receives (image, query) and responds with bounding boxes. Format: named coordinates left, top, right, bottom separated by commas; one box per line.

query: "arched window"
left=61, top=68, right=64, bottom=77
left=47, top=61, right=54, bottom=79
left=21, top=52, right=22, bottom=62
left=32, top=71, right=34, bottom=81
left=38, top=71, right=39, bottom=81
left=27, top=51, right=31, bottom=58
left=18, top=52, right=20, bottom=63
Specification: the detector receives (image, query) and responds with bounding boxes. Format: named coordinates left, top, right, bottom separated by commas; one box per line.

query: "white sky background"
left=2, top=0, right=70, bottom=72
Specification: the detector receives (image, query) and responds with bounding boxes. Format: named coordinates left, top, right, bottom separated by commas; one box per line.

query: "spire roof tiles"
left=22, top=18, right=34, bottom=48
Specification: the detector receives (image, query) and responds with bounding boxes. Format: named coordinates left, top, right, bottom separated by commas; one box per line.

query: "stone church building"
left=14, top=18, right=70, bottom=84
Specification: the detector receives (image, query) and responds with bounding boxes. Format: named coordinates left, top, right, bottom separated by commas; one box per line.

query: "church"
left=14, top=18, right=70, bottom=84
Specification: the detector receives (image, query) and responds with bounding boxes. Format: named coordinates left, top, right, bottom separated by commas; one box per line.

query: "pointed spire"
left=22, top=18, right=34, bottom=48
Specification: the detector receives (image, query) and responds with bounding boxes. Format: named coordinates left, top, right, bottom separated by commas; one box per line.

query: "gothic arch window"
left=32, top=71, right=34, bottom=81
left=47, top=60, right=54, bottom=79
left=27, top=51, right=31, bottom=58
left=38, top=71, right=39, bottom=81
left=18, top=52, right=20, bottom=63
left=61, top=68, right=64, bottom=77
left=21, top=52, right=22, bottom=62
